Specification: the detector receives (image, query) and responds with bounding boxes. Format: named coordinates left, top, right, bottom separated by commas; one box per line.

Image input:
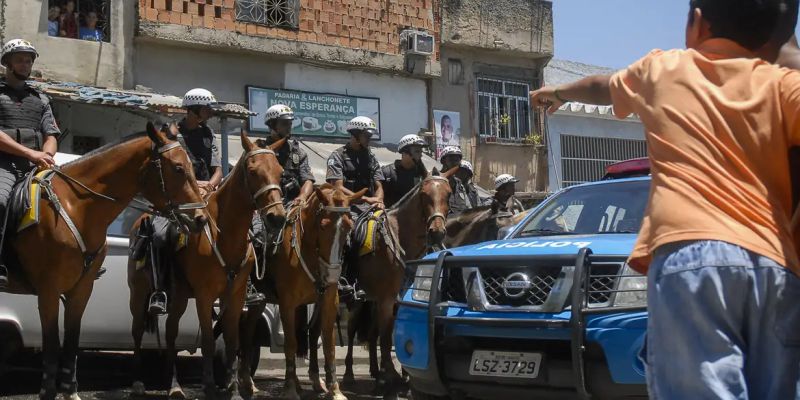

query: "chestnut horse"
left=238, top=184, right=365, bottom=400
left=2, top=123, right=206, bottom=400
left=127, top=131, right=286, bottom=400
left=314, top=168, right=454, bottom=397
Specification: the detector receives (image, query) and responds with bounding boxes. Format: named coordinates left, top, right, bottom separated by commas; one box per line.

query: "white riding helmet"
left=1, top=39, right=38, bottom=67
left=182, top=88, right=218, bottom=108
left=346, top=116, right=378, bottom=135
left=439, top=145, right=462, bottom=162
left=494, top=174, right=520, bottom=190
left=265, top=104, right=295, bottom=124
left=397, top=134, right=426, bottom=153
left=459, top=160, right=474, bottom=175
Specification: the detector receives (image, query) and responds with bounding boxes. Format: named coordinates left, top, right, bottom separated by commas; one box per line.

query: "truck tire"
left=411, top=388, right=449, bottom=400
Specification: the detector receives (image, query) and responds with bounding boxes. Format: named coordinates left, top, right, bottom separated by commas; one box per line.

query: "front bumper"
left=394, top=250, right=648, bottom=399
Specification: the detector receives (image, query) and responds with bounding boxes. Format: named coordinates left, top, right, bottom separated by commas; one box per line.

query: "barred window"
left=47, top=0, right=111, bottom=43
left=235, top=0, right=299, bottom=29
left=477, top=77, right=531, bottom=142
left=560, top=134, right=648, bottom=187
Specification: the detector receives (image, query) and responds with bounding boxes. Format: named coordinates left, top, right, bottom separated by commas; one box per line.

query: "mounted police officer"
left=256, top=104, right=315, bottom=205
left=493, top=174, right=525, bottom=215
left=380, top=134, right=427, bottom=208
left=248, top=104, right=315, bottom=304
left=0, top=39, right=60, bottom=289
left=145, top=88, right=223, bottom=314
left=439, top=146, right=471, bottom=215
left=456, top=160, right=488, bottom=208
left=326, top=116, right=385, bottom=216
left=326, top=116, right=384, bottom=299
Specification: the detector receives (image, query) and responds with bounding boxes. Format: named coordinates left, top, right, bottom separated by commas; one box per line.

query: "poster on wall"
left=246, top=86, right=380, bottom=139
left=434, top=110, right=461, bottom=158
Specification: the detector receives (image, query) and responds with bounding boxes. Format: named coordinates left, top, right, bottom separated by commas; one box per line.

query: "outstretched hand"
left=529, top=86, right=566, bottom=114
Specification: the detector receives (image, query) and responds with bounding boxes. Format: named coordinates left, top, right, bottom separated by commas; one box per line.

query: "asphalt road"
left=0, top=347, right=408, bottom=400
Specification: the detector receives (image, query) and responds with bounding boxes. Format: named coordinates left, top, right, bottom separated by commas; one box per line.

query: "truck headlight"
left=412, top=264, right=434, bottom=302
left=612, top=264, right=647, bottom=307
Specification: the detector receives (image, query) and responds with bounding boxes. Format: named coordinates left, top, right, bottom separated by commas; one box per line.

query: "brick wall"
left=138, top=0, right=437, bottom=56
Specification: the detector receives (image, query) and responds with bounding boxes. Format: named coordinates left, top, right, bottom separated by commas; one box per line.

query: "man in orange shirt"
left=531, top=1, right=800, bottom=398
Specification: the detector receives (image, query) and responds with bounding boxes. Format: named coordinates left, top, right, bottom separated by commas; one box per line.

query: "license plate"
left=469, top=350, right=542, bottom=378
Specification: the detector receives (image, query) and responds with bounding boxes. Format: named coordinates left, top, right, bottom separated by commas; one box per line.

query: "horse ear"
left=146, top=121, right=166, bottom=146
left=348, top=188, right=368, bottom=202
left=240, top=128, right=254, bottom=152
left=166, top=123, right=180, bottom=140
left=269, top=137, right=288, bottom=151
left=431, top=167, right=440, bottom=176
left=314, top=186, right=331, bottom=206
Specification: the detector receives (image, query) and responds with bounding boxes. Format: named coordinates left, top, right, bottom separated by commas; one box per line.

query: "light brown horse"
left=342, top=202, right=532, bottom=384
left=127, top=131, right=286, bottom=400
left=239, top=184, right=366, bottom=400
left=316, top=168, right=454, bottom=397
left=2, top=123, right=206, bottom=400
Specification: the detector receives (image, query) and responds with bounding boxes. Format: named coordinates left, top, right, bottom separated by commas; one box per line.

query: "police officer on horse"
left=144, top=88, right=223, bottom=314
left=439, top=146, right=471, bottom=215
left=0, top=39, right=61, bottom=288
left=380, top=134, right=427, bottom=208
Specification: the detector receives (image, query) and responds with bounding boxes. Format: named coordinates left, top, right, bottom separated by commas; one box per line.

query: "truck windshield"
left=517, top=180, right=650, bottom=237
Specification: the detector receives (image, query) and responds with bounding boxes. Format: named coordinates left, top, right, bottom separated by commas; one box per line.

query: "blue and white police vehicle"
left=395, top=158, right=651, bottom=400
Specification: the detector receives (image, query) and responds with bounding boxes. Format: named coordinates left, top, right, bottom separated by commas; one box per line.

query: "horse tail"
left=354, top=301, right=373, bottom=344
left=295, top=304, right=310, bottom=358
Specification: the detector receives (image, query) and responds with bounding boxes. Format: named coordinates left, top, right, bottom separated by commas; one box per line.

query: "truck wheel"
left=411, top=388, right=449, bottom=400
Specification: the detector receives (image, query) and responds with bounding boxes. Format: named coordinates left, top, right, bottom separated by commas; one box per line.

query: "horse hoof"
left=131, top=381, right=146, bottom=396
left=230, top=394, right=244, bottom=400
left=330, top=391, right=348, bottom=400
left=312, top=377, right=327, bottom=393
left=168, top=387, right=186, bottom=399
left=342, top=373, right=356, bottom=385
left=62, top=394, right=82, bottom=400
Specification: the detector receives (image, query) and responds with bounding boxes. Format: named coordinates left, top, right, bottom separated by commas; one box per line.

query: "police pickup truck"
left=394, top=158, right=651, bottom=400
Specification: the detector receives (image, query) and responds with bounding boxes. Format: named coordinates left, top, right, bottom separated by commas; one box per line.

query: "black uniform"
left=177, top=119, right=221, bottom=181
left=261, top=136, right=315, bottom=203
left=326, top=143, right=384, bottom=220
left=447, top=175, right=472, bottom=215
left=0, top=78, right=60, bottom=243
left=380, top=160, right=426, bottom=208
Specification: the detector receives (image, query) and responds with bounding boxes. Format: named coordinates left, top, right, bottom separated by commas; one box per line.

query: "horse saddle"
left=353, top=209, right=384, bottom=257
left=10, top=168, right=53, bottom=234
left=131, top=216, right=186, bottom=271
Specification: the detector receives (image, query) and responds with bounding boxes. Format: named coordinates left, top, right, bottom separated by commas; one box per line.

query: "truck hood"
left=425, top=234, right=637, bottom=259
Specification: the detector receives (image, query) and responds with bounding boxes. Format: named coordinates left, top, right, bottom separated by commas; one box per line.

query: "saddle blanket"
left=356, top=210, right=384, bottom=257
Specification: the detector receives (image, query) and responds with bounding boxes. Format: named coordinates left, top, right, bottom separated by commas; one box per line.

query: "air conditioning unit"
left=405, top=31, right=434, bottom=56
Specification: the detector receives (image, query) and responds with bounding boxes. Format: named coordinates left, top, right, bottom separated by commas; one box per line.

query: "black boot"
left=148, top=291, right=168, bottom=315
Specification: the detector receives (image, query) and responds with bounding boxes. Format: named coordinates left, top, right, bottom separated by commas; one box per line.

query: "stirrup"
left=245, top=281, right=266, bottom=306
left=0, top=265, right=7, bottom=290
left=148, top=291, right=168, bottom=315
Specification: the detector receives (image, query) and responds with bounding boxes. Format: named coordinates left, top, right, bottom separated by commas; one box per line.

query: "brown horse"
left=2, top=123, right=206, bottom=400
left=313, top=169, right=454, bottom=397
left=127, top=131, right=286, bottom=400
left=238, top=184, right=365, bottom=400
left=341, top=198, right=532, bottom=385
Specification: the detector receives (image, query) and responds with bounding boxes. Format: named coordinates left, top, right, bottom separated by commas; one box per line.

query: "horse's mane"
left=62, top=132, right=149, bottom=168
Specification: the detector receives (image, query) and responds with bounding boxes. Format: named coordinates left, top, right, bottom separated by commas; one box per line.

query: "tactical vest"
left=179, top=124, right=214, bottom=181
left=0, top=85, right=49, bottom=151
left=448, top=176, right=471, bottom=214
left=270, top=138, right=304, bottom=201
left=337, top=146, right=376, bottom=196
left=381, top=161, right=425, bottom=207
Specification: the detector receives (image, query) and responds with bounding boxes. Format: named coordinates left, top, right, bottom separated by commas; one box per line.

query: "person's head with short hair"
left=48, top=5, right=60, bottom=21
left=686, top=0, right=799, bottom=55
left=182, top=88, right=217, bottom=125
left=64, top=0, right=75, bottom=13
left=440, top=115, right=453, bottom=141
left=1, top=39, right=38, bottom=82
left=397, top=134, right=425, bottom=164
left=85, top=11, right=98, bottom=29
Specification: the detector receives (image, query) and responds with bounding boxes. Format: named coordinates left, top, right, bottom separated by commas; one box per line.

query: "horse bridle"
left=242, top=148, right=284, bottom=214
left=291, top=200, right=351, bottom=292
left=145, top=141, right=207, bottom=228
left=421, top=175, right=449, bottom=253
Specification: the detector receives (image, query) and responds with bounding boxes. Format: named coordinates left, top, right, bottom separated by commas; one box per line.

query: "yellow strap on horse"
left=18, top=169, right=54, bottom=232
left=359, top=209, right=385, bottom=256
